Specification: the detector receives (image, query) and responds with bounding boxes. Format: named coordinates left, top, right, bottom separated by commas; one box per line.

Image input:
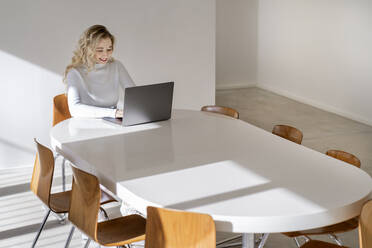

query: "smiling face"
left=94, top=37, right=113, bottom=64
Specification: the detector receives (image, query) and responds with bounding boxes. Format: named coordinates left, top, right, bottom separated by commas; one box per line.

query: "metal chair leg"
left=303, top=236, right=310, bottom=242
left=64, top=226, right=75, bottom=248
left=216, top=234, right=242, bottom=246
left=217, top=242, right=242, bottom=248
left=293, top=237, right=301, bottom=247
left=216, top=233, right=269, bottom=248
left=258, top=233, right=269, bottom=248
left=54, top=153, right=66, bottom=192
left=99, top=207, right=109, bottom=220
left=329, top=234, right=343, bottom=246
left=50, top=212, right=67, bottom=224
left=255, top=233, right=263, bottom=244
left=62, top=158, right=66, bottom=192
left=59, top=158, right=67, bottom=223
left=31, top=209, right=51, bottom=248
left=217, top=233, right=267, bottom=248
left=84, top=238, right=91, bottom=248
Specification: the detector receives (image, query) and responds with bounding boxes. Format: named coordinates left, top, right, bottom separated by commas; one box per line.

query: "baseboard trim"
left=257, top=84, right=372, bottom=127
left=216, top=82, right=256, bottom=90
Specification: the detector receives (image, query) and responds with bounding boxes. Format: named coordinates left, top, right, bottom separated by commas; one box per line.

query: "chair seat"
left=97, top=214, right=146, bottom=246
left=300, top=240, right=349, bottom=248
left=49, top=186, right=116, bottom=214
left=49, top=191, right=71, bottom=213
left=283, top=217, right=359, bottom=237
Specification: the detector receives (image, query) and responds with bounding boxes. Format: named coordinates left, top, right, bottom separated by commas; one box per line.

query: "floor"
left=0, top=138, right=35, bottom=169
left=1, top=87, right=371, bottom=247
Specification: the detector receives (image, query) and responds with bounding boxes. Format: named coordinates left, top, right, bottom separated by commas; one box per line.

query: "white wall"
left=257, top=0, right=372, bottom=125
left=0, top=0, right=215, bottom=167
left=216, top=0, right=258, bottom=89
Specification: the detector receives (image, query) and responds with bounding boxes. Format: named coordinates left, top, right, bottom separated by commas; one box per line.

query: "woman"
left=64, top=25, right=135, bottom=118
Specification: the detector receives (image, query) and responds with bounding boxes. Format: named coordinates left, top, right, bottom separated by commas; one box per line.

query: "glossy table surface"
left=51, top=109, right=372, bottom=233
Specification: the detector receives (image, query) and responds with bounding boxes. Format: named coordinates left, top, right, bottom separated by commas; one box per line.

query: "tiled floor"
left=0, top=165, right=82, bottom=248
left=1, top=87, right=371, bottom=247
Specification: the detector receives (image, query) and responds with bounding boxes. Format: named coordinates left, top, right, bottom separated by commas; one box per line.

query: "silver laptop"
left=104, top=82, right=174, bottom=126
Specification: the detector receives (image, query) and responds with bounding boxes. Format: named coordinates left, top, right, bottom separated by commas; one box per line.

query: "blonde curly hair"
left=63, top=25, right=115, bottom=83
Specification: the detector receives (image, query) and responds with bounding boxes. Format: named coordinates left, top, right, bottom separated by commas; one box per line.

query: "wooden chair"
left=282, top=150, right=362, bottom=247
left=358, top=199, right=372, bottom=248
left=30, top=139, right=71, bottom=247
left=145, top=207, right=216, bottom=248
left=53, top=93, right=71, bottom=126
left=326, top=150, right=361, bottom=168
left=299, top=200, right=372, bottom=248
left=30, top=139, right=116, bottom=248
left=201, top=105, right=239, bottom=119
left=272, top=125, right=303, bottom=144
left=68, top=166, right=146, bottom=247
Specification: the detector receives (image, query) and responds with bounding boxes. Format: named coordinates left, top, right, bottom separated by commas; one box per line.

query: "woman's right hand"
left=115, top=109, right=123, bottom=118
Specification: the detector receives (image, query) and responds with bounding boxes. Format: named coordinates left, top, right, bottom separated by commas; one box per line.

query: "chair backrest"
left=272, top=125, right=303, bottom=144
left=326, top=150, right=361, bottom=168
left=145, top=207, right=216, bottom=248
left=359, top=200, right=372, bottom=248
left=69, top=166, right=101, bottom=241
left=53, top=94, right=71, bottom=126
left=30, top=139, right=55, bottom=208
left=201, top=105, right=239, bottom=119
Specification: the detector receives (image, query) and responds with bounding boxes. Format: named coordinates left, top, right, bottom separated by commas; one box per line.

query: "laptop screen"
left=122, top=82, right=174, bottom=126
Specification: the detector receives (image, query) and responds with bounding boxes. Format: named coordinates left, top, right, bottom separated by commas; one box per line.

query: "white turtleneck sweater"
left=66, top=60, right=135, bottom=118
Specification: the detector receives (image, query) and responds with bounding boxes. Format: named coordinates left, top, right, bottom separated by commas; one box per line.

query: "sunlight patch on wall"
left=0, top=50, right=65, bottom=167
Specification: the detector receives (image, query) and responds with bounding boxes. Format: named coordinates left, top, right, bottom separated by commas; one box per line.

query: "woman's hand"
left=115, top=109, right=123, bottom=118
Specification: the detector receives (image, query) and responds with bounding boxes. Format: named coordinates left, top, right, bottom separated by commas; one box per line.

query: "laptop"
left=104, top=82, right=174, bottom=126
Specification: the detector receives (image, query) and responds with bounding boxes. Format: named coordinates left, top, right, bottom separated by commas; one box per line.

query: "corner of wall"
left=216, top=82, right=257, bottom=90
left=257, top=83, right=372, bottom=127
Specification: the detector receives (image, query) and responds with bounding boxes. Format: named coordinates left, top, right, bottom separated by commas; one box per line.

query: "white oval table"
left=51, top=109, right=372, bottom=248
